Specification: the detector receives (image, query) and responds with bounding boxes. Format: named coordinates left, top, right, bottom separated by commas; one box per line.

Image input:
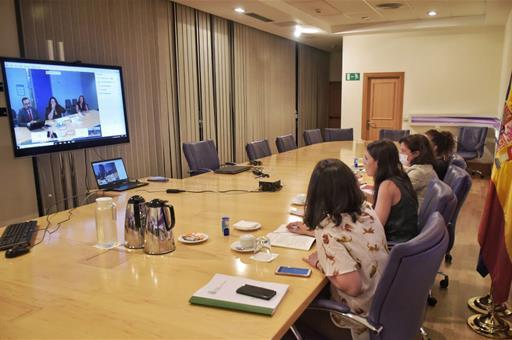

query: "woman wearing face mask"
left=425, top=129, right=456, bottom=179
left=363, top=140, right=418, bottom=244
left=399, top=134, right=438, bottom=208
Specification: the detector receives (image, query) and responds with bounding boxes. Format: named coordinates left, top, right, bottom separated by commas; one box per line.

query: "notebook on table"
left=214, top=165, right=251, bottom=174
left=91, top=158, right=148, bottom=192
left=189, top=274, right=289, bottom=316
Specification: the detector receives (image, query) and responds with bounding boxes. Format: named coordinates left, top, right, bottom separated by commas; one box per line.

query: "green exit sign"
left=345, top=73, right=360, bottom=81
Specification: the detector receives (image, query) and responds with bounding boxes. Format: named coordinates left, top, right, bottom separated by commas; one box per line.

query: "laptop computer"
left=214, top=165, right=252, bottom=174
left=91, top=158, right=148, bottom=191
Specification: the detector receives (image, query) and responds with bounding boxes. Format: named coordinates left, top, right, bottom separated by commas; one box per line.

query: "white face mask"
left=399, top=153, right=409, bottom=166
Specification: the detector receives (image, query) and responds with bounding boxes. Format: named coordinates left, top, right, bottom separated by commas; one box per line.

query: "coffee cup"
left=239, top=234, right=256, bottom=249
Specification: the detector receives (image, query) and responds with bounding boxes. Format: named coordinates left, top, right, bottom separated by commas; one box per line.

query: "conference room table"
left=0, top=141, right=369, bottom=339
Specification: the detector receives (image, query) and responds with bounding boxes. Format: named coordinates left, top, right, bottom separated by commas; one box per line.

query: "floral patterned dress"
left=315, top=202, right=389, bottom=340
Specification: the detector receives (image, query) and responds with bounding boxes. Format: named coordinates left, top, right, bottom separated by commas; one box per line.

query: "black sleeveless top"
left=384, top=176, right=419, bottom=243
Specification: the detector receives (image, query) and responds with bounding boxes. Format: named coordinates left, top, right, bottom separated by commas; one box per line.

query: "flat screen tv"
left=0, top=57, right=129, bottom=157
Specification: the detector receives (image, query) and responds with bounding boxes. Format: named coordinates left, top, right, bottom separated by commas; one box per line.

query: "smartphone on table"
left=236, top=284, right=277, bottom=300
left=275, top=266, right=312, bottom=277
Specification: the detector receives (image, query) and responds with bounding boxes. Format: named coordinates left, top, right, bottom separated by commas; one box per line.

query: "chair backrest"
left=449, top=153, right=467, bottom=170
left=368, top=212, right=448, bottom=340
left=182, top=140, right=220, bottom=173
left=442, top=165, right=472, bottom=252
left=303, top=129, right=323, bottom=145
left=378, top=129, right=410, bottom=141
left=245, top=139, right=271, bottom=161
left=418, top=178, right=457, bottom=230
left=457, top=127, right=487, bottom=157
left=323, top=128, right=353, bottom=141
left=275, top=134, right=297, bottom=153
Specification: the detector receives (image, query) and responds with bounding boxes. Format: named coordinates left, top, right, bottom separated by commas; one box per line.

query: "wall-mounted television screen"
left=0, top=57, right=129, bottom=157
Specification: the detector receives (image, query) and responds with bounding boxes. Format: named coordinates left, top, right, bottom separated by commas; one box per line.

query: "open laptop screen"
left=92, top=158, right=128, bottom=188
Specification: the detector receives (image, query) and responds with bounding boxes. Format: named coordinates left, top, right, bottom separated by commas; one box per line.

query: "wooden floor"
left=421, top=178, right=512, bottom=339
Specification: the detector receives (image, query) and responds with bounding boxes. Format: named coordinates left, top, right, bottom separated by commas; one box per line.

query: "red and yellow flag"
left=478, top=77, right=512, bottom=304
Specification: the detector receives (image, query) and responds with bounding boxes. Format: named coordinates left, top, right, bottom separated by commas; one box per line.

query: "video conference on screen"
left=93, top=161, right=121, bottom=185
left=8, top=67, right=100, bottom=143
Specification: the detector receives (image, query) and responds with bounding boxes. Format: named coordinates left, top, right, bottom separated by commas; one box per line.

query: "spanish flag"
left=477, top=77, right=512, bottom=304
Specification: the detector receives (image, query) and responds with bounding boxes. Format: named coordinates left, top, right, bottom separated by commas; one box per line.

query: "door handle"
left=368, top=121, right=376, bottom=128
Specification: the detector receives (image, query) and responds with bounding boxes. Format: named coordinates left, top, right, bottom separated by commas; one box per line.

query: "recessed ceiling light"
left=294, top=25, right=302, bottom=38
left=300, top=26, right=322, bottom=34
left=427, top=10, right=437, bottom=17
left=234, top=7, right=245, bottom=13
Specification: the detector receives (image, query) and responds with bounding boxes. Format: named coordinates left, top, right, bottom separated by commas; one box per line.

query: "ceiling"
left=174, top=0, right=512, bottom=51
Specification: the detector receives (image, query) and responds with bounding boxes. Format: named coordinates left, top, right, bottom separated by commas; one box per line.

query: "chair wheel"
left=427, top=295, right=437, bottom=306
left=445, top=254, right=452, bottom=264
left=440, top=277, right=449, bottom=289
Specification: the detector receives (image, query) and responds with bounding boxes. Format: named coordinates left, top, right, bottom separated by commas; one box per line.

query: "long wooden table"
left=0, top=141, right=367, bottom=339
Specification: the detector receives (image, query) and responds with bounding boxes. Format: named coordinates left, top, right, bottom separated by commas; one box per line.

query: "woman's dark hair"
left=366, top=140, right=414, bottom=207
left=46, top=96, right=60, bottom=109
left=399, top=134, right=436, bottom=166
left=425, top=129, right=455, bottom=159
left=77, top=95, right=87, bottom=109
left=303, top=159, right=365, bottom=229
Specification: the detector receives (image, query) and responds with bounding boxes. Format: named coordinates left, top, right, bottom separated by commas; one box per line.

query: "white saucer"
left=233, top=221, right=262, bottom=231
left=178, top=232, right=209, bottom=244
left=291, top=194, right=306, bottom=206
left=230, top=241, right=255, bottom=253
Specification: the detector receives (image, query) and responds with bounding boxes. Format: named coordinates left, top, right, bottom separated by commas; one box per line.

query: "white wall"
left=341, top=27, right=504, bottom=141
left=0, top=1, right=39, bottom=225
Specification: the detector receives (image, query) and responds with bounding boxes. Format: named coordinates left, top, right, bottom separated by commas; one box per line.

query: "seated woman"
left=363, top=140, right=419, bottom=244
left=399, top=134, right=438, bottom=208
left=287, top=159, right=389, bottom=340
left=76, top=95, right=89, bottom=113
left=425, top=129, right=456, bottom=179
left=45, top=96, right=66, bottom=120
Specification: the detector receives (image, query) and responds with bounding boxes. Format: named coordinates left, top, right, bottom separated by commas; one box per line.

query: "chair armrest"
left=307, top=299, right=383, bottom=334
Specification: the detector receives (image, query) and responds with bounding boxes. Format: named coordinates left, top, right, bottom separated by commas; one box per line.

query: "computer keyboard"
left=0, top=221, right=37, bottom=251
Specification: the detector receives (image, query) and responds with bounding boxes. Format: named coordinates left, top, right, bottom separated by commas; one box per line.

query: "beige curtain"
left=19, top=0, right=177, bottom=212
left=233, top=24, right=296, bottom=159
left=297, top=44, right=329, bottom=146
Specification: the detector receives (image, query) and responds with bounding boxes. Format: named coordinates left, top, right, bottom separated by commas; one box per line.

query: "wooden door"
left=328, top=81, right=341, bottom=128
left=361, top=72, right=404, bottom=140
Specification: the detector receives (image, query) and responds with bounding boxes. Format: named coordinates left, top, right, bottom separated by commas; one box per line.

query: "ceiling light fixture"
left=300, top=26, right=321, bottom=34
left=294, top=25, right=302, bottom=38
left=234, top=7, right=245, bottom=13
left=427, top=10, right=437, bottom=17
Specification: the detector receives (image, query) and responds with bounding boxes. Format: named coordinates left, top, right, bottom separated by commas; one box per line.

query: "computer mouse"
left=5, top=245, right=30, bottom=258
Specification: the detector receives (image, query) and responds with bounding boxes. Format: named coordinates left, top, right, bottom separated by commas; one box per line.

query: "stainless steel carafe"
left=144, top=199, right=176, bottom=255
left=124, top=195, right=146, bottom=249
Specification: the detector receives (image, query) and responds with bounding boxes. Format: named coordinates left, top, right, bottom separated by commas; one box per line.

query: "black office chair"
left=275, top=134, right=297, bottom=153
left=182, top=140, right=221, bottom=176
left=456, top=127, right=487, bottom=178
left=303, top=129, right=323, bottom=145
left=323, top=128, right=353, bottom=141
left=378, top=129, right=410, bottom=141
left=245, top=139, right=271, bottom=161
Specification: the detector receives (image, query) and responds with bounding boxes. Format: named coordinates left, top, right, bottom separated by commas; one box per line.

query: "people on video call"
left=17, top=97, right=40, bottom=127
left=45, top=96, right=66, bottom=120
left=76, top=95, right=89, bottom=113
